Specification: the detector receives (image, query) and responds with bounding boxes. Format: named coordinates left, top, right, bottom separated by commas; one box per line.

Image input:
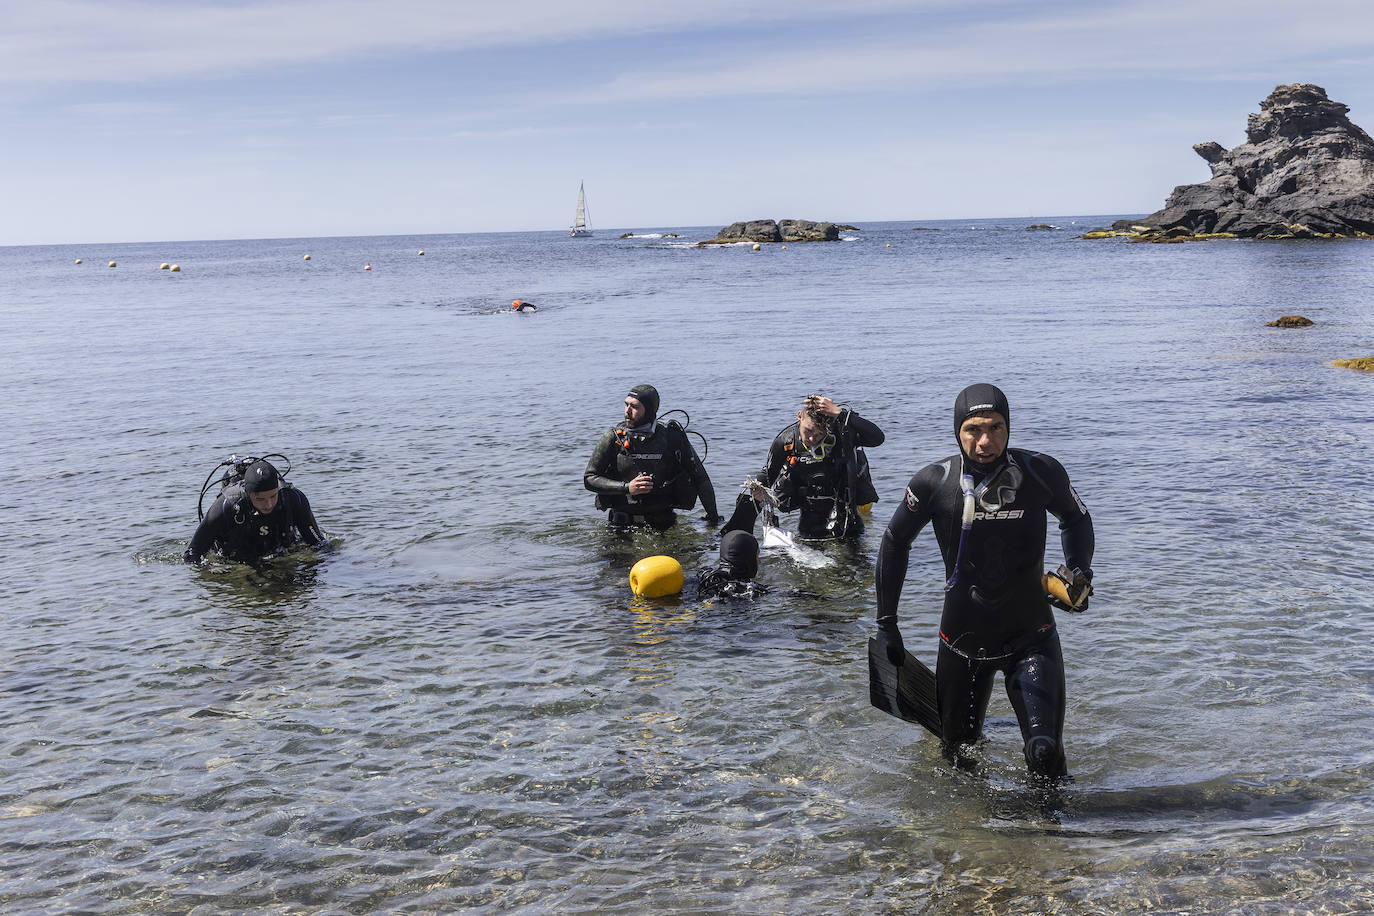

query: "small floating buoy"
left=364, top=264, right=372, bottom=271
left=170, top=264, right=180, bottom=272
left=108, top=261, right=117, bottom=267
left=418, top=250, right=425, bottom=256
left=159, top=263, right=169, bottom=270
left=303, top=254, right=311, bottom=260
left=886, top=243, right=892, bottom=248
left=752, top=243, right=761, bottom=251
left=781, top=245, right=787, bottom=250
left=74, top=259, right=82, bottom=264
left=629, top=555, right=684, bottom=598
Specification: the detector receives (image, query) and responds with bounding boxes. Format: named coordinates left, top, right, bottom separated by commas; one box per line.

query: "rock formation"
left=699, top=219, right=840, bottom=245
left=1266, top=315, right=1314, bottom=327
left=1104, top=84, right=1374, bottom=240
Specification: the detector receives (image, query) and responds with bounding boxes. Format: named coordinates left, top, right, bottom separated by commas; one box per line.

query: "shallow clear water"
left=2, top=220, right=1372, bottom=913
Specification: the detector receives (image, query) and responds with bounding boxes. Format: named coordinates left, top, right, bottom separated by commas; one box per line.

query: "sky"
left=4, top=0, right=1374, bottom=245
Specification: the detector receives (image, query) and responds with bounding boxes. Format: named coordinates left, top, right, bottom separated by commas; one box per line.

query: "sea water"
left=1, top=220, right=1372, bottom=912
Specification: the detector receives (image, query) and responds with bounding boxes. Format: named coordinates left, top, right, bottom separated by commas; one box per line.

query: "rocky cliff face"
left=1118, top=84, right=1374, bottom=238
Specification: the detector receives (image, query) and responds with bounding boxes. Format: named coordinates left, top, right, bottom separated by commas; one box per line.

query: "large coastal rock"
left=1113, top=84, right=1374, bottom=238
left=701, top=219, right=840, bottom=245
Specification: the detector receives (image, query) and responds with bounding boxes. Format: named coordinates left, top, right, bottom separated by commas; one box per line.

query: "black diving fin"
left=867, top=634, right=943, bottom=739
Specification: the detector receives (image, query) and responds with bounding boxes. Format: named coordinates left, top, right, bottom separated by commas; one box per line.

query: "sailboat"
left=569, top=181, right=593, bottom=237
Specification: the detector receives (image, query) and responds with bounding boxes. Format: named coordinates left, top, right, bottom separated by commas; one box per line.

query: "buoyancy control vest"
left=212, top=482, right=303, bottom=560
left=594, top=420, right=701, bottom=514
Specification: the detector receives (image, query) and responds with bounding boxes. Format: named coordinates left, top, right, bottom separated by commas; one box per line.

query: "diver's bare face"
left=959, top=412, right=1008, bottom=464
left=250, top=488, right=280, bottom=514
left=624, top=396, right=647, bottom=426
left=798, top=414, right=827, bottom=448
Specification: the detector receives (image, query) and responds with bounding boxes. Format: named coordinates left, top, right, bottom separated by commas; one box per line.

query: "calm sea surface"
left=2, top=220, right=1372, bottom=913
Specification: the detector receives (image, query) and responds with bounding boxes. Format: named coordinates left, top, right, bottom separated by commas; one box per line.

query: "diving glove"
left=876, top=615, right=907, bottom=666
left=1043, top=565, right=1093, bottom=613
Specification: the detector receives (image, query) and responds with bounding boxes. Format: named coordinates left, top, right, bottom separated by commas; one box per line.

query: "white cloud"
left=0, top=0, right=946, bottom=85
left=557, top=2, right=1374, bottom=105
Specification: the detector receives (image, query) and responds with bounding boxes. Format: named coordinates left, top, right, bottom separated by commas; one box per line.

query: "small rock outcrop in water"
left=1332, top=357, right=1374, bottom=371
left=699, top=219, right=840, bottom=245
left=1091, top=84, right=1374, bottom=241
left=1267, top=315, right=1314, bottom=327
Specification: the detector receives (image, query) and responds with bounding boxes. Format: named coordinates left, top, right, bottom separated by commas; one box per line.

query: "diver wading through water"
left=872, top=384, right=1094, bottom=778
left=185, top=455, right=325, bottom=564
left=723, top=394, right=883, bottom=541
left=583, top=384, right=720, bottom=531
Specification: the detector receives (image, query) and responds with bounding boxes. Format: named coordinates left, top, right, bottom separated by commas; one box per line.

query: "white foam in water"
left=760, top=524, right=833, bottom=568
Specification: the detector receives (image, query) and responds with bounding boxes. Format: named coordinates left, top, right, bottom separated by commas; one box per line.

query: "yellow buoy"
left=170, top=264, right=180, bottom=272
left=303, top=254, right=311, bottom=260
left=160, top=263, right=169, bottom=270
left=108, top=261, right=116, bottom=267
left=629, top=555, right=684, bottom=598
left=418, top=250, right=425, bottom=256
left=886, top=243, right=892, bottom=248
left=74, top=259, right=82, bottom=264
left=752, top=243, right=761, bottom=251
left=781, top=245, right=787, bottom=250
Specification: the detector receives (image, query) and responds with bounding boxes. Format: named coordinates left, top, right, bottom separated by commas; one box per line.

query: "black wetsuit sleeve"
left=758, top=434, right=788, bottom=487
left=584, top=429, right=629, bottom=496
left=875, top=472, right=936, bottom=621
left=185, top=498, right=228, bottom=563
left=1034, top=452, right=1095, bottom=575
left=840, top=408, right=885, bottom=448
left=688, top=444, right=719, bottom=519
left=291, top=489, right=324, bottom=546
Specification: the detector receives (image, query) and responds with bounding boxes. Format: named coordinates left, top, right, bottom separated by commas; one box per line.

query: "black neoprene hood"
left=953, top=383, right=1011, bottom=440
left=244, top=460, right=281, bottom=494
left=627, top=384, right=660, bottom=422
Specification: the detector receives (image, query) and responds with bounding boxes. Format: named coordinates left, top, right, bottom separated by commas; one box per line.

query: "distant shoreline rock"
left=1267, top=315, right=1314, bottom=327
left=698, top=219, right=840, bottom=246
left=1085, top=84, right=1374, bottom=242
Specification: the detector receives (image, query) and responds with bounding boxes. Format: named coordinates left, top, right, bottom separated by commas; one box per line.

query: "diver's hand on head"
left=805, top=395, right=842, bottom=417
left=876, top=615, right=907, bottom=667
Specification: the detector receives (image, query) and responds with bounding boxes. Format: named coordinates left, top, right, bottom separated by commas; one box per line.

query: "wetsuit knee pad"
left=1023, top=735, right=1064, bottom=776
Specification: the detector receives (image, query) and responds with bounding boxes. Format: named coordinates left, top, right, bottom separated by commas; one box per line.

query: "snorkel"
left=946, top=471, right=976, bottom=590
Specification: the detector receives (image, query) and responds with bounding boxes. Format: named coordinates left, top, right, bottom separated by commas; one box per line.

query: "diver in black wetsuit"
left=584, top=384, right=720, bottom=531
left=725, top=394, right=884, bottom=540
left=874, top=384, right=1094, bottom=778
left=697, top=530, right=766, bottom=600
left=184, top=459, right=324, bottom=564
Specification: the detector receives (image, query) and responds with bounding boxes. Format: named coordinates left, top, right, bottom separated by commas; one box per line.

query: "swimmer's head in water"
left=719, top=530, right=759, bottom=580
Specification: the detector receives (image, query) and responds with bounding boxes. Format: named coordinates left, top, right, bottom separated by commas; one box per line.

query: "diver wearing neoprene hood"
left=874, top=384, right=1094, bottom=778
left=185, top=459, right=324, bottom=563
left=584, top=384, right=720, bottom=530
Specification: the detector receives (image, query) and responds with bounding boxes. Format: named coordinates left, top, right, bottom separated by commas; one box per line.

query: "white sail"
left=569, top=181, right=592, bottom=237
